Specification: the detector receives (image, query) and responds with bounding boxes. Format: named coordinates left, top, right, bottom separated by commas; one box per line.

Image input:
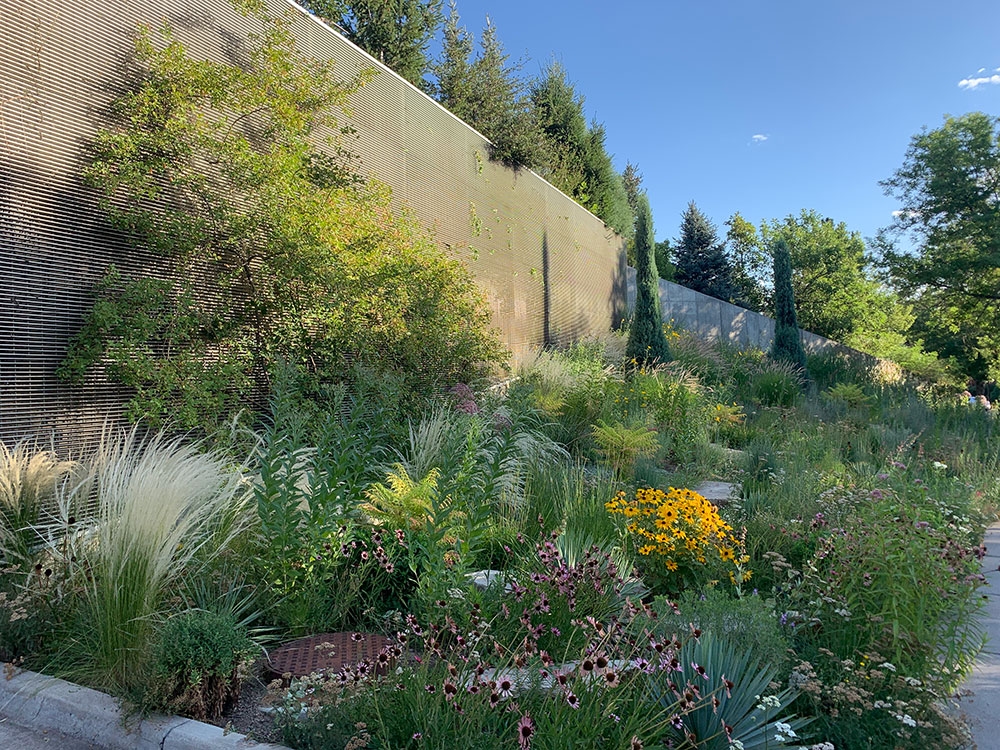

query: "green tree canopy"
left=529, top=61, right=589, bottom=196
left=60, top=13, right=505, bottom=432
left=527, top=64, right=633, bottom=239
left=761, top=210, right=870, bottom=340
left=581, top=123, right=633, bottom=240
left=769, top=239, right=807, bottom=372
left=433, top=7, right=541, bottom=168
left=433, top=0, right=474, bottom=114
left=673, top=202, right=735, bottom=302
left=724, top=212, right=769, bottom=312
left=879, top=112, right=1000, bottom=381
left=304, top=0, right=442, bottom=88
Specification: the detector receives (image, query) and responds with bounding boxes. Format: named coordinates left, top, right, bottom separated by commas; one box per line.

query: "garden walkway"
left=957, top=521, right=1000, bottom=749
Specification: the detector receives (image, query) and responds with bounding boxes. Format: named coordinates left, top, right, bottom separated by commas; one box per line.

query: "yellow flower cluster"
left=606, top=487, right=747, bottom=581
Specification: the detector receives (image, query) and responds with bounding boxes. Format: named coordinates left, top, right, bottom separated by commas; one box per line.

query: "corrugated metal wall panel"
left=0, top=0, right=626, bottom=453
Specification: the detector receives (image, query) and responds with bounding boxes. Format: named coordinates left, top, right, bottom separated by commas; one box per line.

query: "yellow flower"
left=665, top=560, right=678, bottom=571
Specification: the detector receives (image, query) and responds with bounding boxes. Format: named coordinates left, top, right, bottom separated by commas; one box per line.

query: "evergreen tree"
left=305, top=0, right=442, bottom=89
left=673, top=202, right=735, bottom=302
left=622, top=161, right=643, bottom=216
left=627, top=194, right=671, bottom=366
left=581, top=123, right=633, bottom=240
left=769, top=239, right=808, bottom=371
left=530, top=62, right=589, bottom=196
left=528, top=65, right=632, bottom=238
left=433, top=10, right=540, bottom=168
left=433, top=1, right=474, bottom=116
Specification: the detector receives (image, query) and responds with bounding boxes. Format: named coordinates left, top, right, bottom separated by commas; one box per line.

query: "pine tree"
left=770, top=239, right=808, bottom=371
left=674, top=202, right=735, bottom=302
left=305, top=0, right=442, bottom=89
left=433, top=9, right=540, bottom=168
left=529, top=62, right=589, bottom=195
left=434, top=1, right=474, bottom=117
left=581, top=123, right=633, bottom=240
left=627, top=194, right=671, bottom=366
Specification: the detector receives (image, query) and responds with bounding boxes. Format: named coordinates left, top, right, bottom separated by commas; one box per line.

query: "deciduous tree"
left=761, top=210, right=869, bottom=340
left=879, top=112, right=1000, bottom=381
left=724, top=212, right=769, bottom=312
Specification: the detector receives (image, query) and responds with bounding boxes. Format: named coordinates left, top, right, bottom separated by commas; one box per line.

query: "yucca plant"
left=652, top=632, right=809, bottom=749
left=591, top=420, right=659, bottom=477
left=40, top=428, right=251, bottom=693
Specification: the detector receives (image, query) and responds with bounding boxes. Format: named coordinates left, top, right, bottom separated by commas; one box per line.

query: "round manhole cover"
left=267, top=632, right=394, bottom=679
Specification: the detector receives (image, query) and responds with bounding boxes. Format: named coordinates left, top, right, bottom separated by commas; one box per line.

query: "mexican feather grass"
left=39, top=427, right=252, bottom=692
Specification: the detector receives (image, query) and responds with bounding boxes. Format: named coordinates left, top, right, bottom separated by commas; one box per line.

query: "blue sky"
left=437, top=0, right=1000, bottom=246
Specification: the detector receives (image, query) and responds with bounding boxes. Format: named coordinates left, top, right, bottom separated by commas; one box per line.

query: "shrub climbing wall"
left=0, top=0, right=628, bottom=450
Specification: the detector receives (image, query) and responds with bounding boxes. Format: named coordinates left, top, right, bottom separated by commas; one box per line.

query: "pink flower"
left=517, top=713, right=535, bottom=749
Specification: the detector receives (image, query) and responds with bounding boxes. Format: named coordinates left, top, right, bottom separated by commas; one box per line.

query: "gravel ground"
left=209, top=665, right=285, bottom=746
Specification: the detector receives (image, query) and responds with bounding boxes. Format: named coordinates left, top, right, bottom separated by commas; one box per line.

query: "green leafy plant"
left=249, top=403, right=404, bottom=634
left=650, top=588, right=790, bottom=673
left=591, top=420, right=659, bottom=477
left=61, top=10, right=505, bottom=433
left=146, top=609, right=257, bottom=721
left=823, top=382, right=872, bottom=409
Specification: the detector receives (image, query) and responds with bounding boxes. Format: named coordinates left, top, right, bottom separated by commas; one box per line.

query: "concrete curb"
left=0, top=666, right=290, bottom=750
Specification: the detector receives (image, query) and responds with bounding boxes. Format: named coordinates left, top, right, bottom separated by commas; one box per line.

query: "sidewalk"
left=957, top=522, right=1000, bottom=749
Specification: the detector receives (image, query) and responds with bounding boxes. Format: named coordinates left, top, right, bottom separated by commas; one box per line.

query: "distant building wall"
left=0, top=0, right=626, bottom=449
left=626, top=271, right=849, bottom=355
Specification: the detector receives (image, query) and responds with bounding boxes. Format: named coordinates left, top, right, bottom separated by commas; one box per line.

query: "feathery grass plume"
left=43, top=427, right=251, bottom=692
left=0, top=441, right=77, bottom=568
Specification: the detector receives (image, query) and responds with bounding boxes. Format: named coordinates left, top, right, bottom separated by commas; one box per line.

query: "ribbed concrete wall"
left=0, top=0, right=627, bottom=448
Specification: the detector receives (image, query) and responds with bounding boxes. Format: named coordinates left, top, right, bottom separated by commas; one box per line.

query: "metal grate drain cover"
left=266, top=632, right=394, bottom=679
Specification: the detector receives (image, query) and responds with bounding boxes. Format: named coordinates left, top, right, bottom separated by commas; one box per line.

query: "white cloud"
left=958, top=73, right=1000, bottom=89
left=751, top=134, right=768, bottom=143
left=978, top=67, right=986, bottom=73
left=892, top=209, right=920, bottom=219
